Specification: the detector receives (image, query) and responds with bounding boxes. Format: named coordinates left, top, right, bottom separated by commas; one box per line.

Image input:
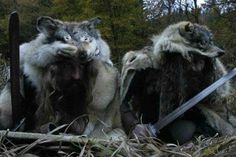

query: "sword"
left=147, top=67, right=236, bottom=136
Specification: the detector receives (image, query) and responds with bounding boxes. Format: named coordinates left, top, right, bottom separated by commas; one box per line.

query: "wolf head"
left=37, top=16, right=73, bottom=44
left=37, top=16, right=102, bottom=62
left=178, top=21, right=225, bottom=58
left=71, top=17, right=103, bottom=62
left=72, top=17, right=102, bottom=40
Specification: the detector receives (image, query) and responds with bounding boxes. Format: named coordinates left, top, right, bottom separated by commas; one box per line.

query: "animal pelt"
left=121, top=42, right=235, bottom=138
left=83, top=60, right=125, bottom=139
left=33, top=58, right=125, bottom=139
left=20, top=16, right=112, bottom=94
left=152, top=21, right=225, bottom=63
left=0, top=16, right=115, bottom=133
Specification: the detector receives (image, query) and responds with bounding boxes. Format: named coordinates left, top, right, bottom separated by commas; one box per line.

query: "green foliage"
left=0, top=0, right=235, bottom=68
left=42, top=0, right=155, bottom=66
left=0, top=0, right=50, bottom=57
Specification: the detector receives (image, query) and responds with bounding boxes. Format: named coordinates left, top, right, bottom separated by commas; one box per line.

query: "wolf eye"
left=81, top=35, right=91, bottom=42
left=84, top=37, right=89, bottom=42
left=64, top=35, right=72, bottom=41
left=201, top=41, right=206, bottom=45
left=199, top=40, right=209, bottom=49
left=199, top=42, right=204, bottom=47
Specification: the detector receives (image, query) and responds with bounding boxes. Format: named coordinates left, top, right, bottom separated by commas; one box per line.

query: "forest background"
left=0, top=1, right=235, bottom=154
left=0, top=0, right=236, bottom=111
left=0, top=0, right=235, bottom=68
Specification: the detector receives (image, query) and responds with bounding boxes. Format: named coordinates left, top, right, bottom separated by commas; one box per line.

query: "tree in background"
left=0, top=0, right=235, bottom=68
left=0, top=0, right=51, bottom=58
left=48, top=0, right=153, bottom=65
left=202, top=0, right=236, bottom=69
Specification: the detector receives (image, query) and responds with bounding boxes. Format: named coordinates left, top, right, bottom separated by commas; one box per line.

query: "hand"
left=56, top=42, right=78, bottom=56
left=131, top=124, right=156, bottom=142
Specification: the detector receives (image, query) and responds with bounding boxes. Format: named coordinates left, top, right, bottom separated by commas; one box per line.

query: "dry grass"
left=0, top=55, right=235, bottom=157
left=0, top=130, right=235, bottom=157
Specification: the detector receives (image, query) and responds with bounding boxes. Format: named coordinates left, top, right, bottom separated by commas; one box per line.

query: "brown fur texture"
left=121, top=48, right=235, bottom=142
left=33, top=58, right=125, bottom=139
left=121, top=22, right=235, bottom=141
left=34, top=57, right=89, bottom=134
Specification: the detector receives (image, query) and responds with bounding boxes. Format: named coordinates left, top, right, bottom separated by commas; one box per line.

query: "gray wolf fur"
left=72, top=18, right=112, bottom=65
left=21, top=16, right=112, bottom=92
left=83, top=60, right=124, bottom=139
left=0, top=16, right=118, bottom=138
left=121, top=22, right=235, bottom=142
left=31, top=17, right=122, bottom=138
left=152, top=21, right=230, bottom=97
left=0, top=16, right=82, bottom=130
left=152, top=21, right=225, bottom=63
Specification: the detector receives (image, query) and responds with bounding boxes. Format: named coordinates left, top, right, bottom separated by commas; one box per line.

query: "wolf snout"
left=217, top=49, right=225, bottom=57
left=203, top=46, right=225, bottom=58
left=78, top=50, right=88, bottom=61
left=211, top=46, right=225, bottom=57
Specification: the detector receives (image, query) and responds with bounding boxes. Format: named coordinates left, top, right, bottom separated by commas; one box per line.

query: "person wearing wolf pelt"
left=121, top=21, right=235, bottom=143
left=0, top=16, right=123, bottom=139
left=151, top=21, right=235, bottom=135
left=0, top=16, right=88, bottom=130
left=20, top=16, right=112, bottom=93
left=30, top=17, right=124, bottom=139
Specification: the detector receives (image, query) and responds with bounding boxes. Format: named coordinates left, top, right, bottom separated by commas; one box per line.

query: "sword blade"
left=150, top=67, right=236, bottom=135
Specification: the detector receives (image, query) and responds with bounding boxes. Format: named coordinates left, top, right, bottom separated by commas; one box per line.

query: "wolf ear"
left=185, top=22, right=194, bottom=33
left=37, top=16, right=61, bottom=35
left=87, top=17, right=102, bottom=29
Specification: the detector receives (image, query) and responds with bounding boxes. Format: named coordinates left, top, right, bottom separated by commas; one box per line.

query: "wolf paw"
left=57, top=44, right=78, bottom=56
left=160, top=41, right=172, bottom=52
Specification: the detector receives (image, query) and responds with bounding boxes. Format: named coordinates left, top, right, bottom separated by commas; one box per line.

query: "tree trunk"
left=193, top=0, right=199, bottom=23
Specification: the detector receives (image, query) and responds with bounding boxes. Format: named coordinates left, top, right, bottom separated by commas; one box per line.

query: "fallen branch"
left=0, top=130, right=109, bottom=144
